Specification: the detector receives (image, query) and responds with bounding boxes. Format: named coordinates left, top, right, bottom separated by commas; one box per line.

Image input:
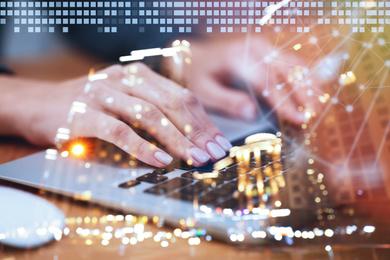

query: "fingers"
left=77, top=63, right=232, bottom=165
left=276, top=57, right=320, bottom=113
left=191, top=76, right=258, bottom=121
left=262, top=87, right=305, bottom=125
left=243, top=64, right=305, bottom=125
left=121, top=63, right=231, bottom=159
left=93, top=89, right=213, bottom=166
left=70, top=109, right=173, bottom=168
left=183, top=93, right=233, bottom=151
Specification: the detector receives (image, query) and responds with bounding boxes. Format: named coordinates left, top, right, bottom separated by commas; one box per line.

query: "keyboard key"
left=144, top=177, right=193, bottom=195
left=136, top=173, right=168, bottom=184
left=218, top=169, right=238, bottom=180
left=153, top=168, right=170, bottom=175
left=118, top=180, right=141, bottom=189
left=180, top=170, right=208, bottom=180
left=168, top=190, right=198, bottom=201
left=170, top=179, right=224, bottom=199
left=181, top=171, right=194, bottom=179
left=198, top=181, right=238, bottom=205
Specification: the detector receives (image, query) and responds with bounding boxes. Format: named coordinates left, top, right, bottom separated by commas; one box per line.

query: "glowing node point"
left=263, top=56, right=271, bottom=63
left=184, top=124, right=192, bottom=134
left=385, top=60, right=390, bottom=67
left=332, top=30, right=339, bottom=37
left=325, top=245, right=332, bottom=252
left=346, top=105, right=353, bottom=112
left=293, top=44, right=302, bottom=51
left=310, top=37, right=318, bottom=44
left=161, top=118, right=169, bottom=126
left=128, top=65, right=138, bottom=74
left=105, top=97, right=114, bottom=104
left=135, top=104, right=142, bottom=112
left=343, top=54, right=350, bottom=60
left=137, top=78, right=144, bottom=84
left=378, top=38, right=385, bottom=45
left=306, top=90, right=313, bottom=96
left=263, top=90, right=269, bottom=97
left=331, top=97, right=338, bottom=104
left=305, top=111, right=312, bottom=119
left=339, top=71, right=356, bottom=85
left=271, top=51, right=278, bottom=58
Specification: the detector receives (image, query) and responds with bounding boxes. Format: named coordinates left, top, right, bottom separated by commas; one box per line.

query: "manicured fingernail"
left=190, top=147, right=211, bottom=164
left=206, top=142, right=226, bottom=159
left=215, top=135, right=233, bottom=151
left=154, top=151, right=173, bottom=165
left=240, top=104, right=256, bottom=120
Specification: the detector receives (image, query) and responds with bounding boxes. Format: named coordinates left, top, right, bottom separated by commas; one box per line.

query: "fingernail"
left=190, top=147, right=211, bottom=164
left=154, top=151, right=173, bottom=165
left=206, top=142, right=226, bottom=159
left=240, top=104, right=257, bottom=120
left=215, top=135, right=233, bottom=151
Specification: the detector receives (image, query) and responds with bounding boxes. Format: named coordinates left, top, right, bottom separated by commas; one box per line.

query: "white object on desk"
left=0, top=186, right=65, bottom=248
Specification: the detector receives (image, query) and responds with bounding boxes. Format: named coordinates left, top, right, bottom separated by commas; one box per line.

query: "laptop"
left=0, top=111, right=296, bottom=245
left=2, top=28, right=390, bottom=246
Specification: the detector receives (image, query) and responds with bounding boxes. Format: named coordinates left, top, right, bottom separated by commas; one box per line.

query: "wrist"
left=0, top=76, right=53, bottom=141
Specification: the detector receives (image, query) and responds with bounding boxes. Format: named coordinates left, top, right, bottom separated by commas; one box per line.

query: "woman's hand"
left=187, top=36, right=321, bottom=124
left=0, top=63, right=232, bottom=167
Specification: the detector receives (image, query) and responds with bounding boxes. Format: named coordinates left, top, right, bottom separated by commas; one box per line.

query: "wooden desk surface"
left=0, top=50, right=387, bottom=260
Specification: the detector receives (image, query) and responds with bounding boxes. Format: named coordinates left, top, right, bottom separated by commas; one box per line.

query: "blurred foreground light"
left=72, top=144, right=84, bottom=156
left=252, top=231, right=267, bottom=238
left=324, top=229, right=334, bottom=237
left=270, top=209, right=291, bottom=218
left=339, top=71, right=356, bottom=85
left=363, top=225, right=375, bottom=233
left=325, top=245, right=332, bottom=252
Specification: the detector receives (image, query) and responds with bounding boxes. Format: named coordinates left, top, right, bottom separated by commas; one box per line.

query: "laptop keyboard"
left=122, top=147, right=292, bottom=212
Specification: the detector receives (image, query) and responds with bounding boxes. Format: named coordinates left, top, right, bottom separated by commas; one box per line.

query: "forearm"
left=0, top=75, right=26, bottom=137
left=0, top=76, right=62, bottom=144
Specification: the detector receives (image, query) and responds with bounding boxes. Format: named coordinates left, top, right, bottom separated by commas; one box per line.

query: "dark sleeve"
left=0, top=63, right=13, bottom=74
left=0, top=64, right=13, bottom=75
